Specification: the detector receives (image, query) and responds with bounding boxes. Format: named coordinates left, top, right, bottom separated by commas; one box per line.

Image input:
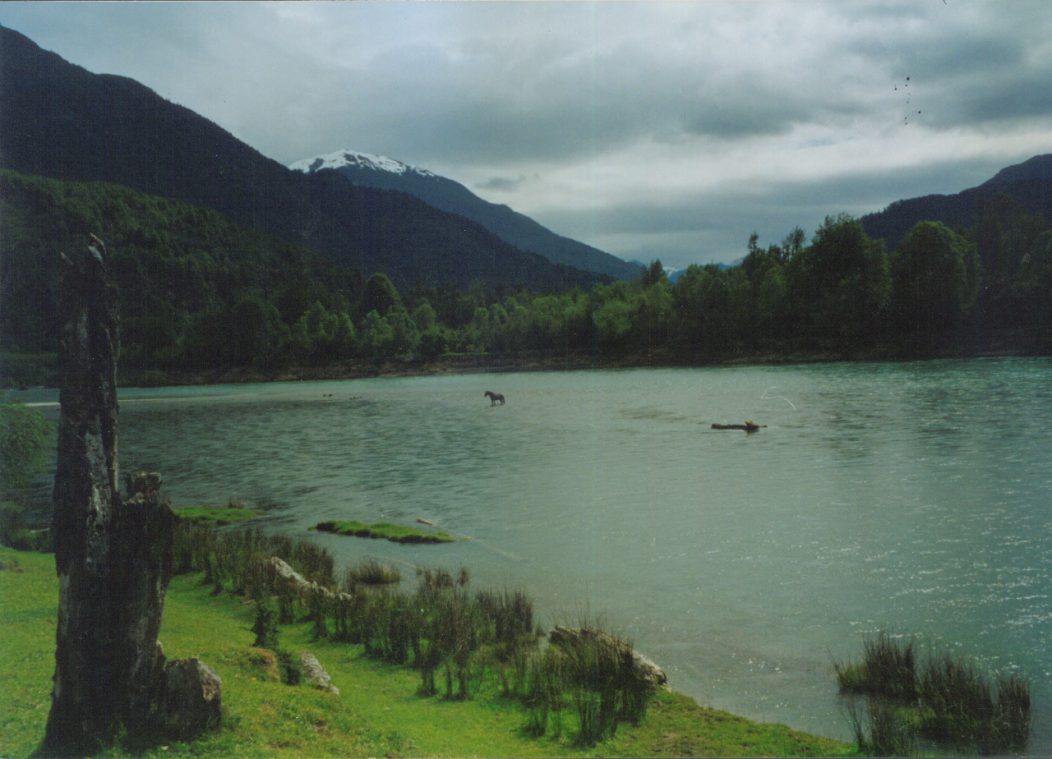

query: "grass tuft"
left=345, top=559, right=402, bottom=587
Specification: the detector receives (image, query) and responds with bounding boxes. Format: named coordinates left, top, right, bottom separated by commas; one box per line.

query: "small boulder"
left=299, top=651, right=339, bottom=695
left=161, top=658, right=222, bottom=740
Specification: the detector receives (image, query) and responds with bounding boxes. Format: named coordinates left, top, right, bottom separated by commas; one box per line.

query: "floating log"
left=711, top=421, right=766, bottom=433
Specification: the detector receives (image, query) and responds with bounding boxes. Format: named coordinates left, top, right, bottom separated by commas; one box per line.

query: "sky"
left=2, top=1, right=1051, bottom=268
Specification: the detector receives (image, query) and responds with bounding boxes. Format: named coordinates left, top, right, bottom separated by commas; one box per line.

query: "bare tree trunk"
left=40, top=237, right=217, bottom=756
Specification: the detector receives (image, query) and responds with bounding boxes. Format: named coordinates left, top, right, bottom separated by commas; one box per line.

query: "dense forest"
left=2, top=169, right=1050, bottom=388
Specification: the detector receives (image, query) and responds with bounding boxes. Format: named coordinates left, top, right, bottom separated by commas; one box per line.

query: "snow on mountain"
left=288, top=148, right=642, bottom=280
left=289, top=149, right=436, bottom=179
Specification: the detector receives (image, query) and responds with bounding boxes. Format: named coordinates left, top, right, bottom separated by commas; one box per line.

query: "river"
left=10, top=358, right=1052, bottom=750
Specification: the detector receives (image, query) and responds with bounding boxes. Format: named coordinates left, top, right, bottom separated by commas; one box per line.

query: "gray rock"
left=298, top=651, right=339, bottom=695
left=161, top=658, right=223, bottom=740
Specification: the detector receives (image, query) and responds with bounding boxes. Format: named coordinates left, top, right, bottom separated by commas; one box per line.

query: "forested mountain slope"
left=0, top=26, right=601, bottom=292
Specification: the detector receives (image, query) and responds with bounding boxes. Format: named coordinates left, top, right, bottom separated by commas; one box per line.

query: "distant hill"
left=0, top=26, right=602, bottom=292
left=861, top=154, right=1052, bottom=251
left=290, top=150, right=641, bottom=280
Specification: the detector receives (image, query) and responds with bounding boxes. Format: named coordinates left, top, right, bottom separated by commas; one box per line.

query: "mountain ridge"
left=861, top=153, right=1052, bottom=251
left=290, top=149, right=642, bottom=280
left=0, top=25, right=602, bottom=292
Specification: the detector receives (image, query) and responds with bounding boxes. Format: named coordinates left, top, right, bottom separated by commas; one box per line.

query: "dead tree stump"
left=40, top=237, right=220, bottom=756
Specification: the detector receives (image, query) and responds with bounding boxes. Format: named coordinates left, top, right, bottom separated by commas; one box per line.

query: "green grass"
left=313, top=520, right=456, bottom=544
left=173, top=505, right=259, bottom=526
left=0, top=545, right=851, bottom=757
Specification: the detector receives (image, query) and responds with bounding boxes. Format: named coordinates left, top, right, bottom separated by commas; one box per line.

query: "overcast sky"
left=3, top=1, right=1050, bottom=268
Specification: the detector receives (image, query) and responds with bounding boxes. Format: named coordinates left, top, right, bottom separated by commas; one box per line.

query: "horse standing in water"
left=484, top=391, right=505, bottom=406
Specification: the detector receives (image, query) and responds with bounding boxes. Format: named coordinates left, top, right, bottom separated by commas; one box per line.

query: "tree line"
left=2, top=169, right=1050, bottom=387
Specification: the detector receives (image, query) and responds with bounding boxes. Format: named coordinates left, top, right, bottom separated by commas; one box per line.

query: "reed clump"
left=345, top=558, right=402, bottom=586
left=845, top=697, right=916, bottom=757
left=837, top=631, right=1031, bottom=756
left=523, top=623, right=657, bottom=746
left=173, top=519, right=660, bottom=745
left=835, top=631, right=916, bottom=701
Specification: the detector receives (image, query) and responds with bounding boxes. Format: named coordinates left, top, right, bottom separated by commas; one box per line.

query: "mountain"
left=290, top=149, right=641, bottom=280
left=861, top=154, right=1052, bottom=251
left=0, top=26, right=602, bottom=292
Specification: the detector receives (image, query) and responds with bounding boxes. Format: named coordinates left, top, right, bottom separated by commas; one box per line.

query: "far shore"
left=117, top=328, right=1050, bottom=389
left=3, top=327, right=1048, bottom=393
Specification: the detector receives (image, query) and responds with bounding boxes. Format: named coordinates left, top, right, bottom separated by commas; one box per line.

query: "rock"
left=264, top=556, right=354, bottom=603
left=299, top=651, right=339, bottom=695
left=161, top=658, right=223, bottom=740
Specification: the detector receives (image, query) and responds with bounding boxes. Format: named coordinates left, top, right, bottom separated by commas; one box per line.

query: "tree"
left=360, top=310, right=395, bottom=360
left=891, top=221, right=978, bottom=333
left=787, top=214, right=890, bottom=347
left=229, top=292, right=287, bottom=367
left=412, top=300, right=438, bottom=333
left=640, top=259, right=666, bottom=287
left=358, top=272, right=404, bottom=319
left=593, top=295, right=635, bottom=350
left=1016, top=231, right=1052, bottom=327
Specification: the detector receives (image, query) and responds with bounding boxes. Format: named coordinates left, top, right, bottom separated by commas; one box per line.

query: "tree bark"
left=39, top=237, right=206, bottom=756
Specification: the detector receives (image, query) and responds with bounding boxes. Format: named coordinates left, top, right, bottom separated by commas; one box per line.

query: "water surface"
left=13, top=359, right=1052, bottom=749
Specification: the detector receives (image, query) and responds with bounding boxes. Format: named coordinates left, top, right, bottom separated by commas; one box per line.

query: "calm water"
left=12, top=359, right=1052, bottom=749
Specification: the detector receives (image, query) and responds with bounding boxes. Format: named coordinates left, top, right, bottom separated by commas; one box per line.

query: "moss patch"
left=174, top=506, right=258, bottom=526
left=313, top=520, right=456, bottom=544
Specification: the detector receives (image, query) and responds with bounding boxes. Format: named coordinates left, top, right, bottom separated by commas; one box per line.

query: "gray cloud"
left=477, top=175, right=532, bottom=193
left=1, top=1, right=1050, bottom=268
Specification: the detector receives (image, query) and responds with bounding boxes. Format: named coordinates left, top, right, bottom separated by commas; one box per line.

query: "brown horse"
left=484, top=391, right=505, bottom=406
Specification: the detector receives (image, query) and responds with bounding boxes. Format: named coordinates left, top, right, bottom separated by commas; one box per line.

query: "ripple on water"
left=91, top=360, right=1052, bottom=751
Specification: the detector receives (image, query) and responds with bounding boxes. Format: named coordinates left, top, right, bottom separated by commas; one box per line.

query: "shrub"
left=252, top=597, right=279, bottom=649
left=275, top=649, right=302, bottom=686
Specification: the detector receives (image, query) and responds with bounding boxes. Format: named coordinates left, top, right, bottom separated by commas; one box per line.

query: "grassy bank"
left=0, top=546, right=851, bottom=757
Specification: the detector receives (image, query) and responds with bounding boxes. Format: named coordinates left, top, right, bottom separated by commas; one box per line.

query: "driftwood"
left=711, top=421, right=766, bottom=433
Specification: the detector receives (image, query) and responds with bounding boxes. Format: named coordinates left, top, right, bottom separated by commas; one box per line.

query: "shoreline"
left=117, top=330, right=1050, bottom=389
left=4, top=328, right=1049, bottom=392
left=0, top=544, right=853, bottom=756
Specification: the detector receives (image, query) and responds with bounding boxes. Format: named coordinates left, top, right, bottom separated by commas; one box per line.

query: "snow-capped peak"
left=288, top=149, right=436, bottom=178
